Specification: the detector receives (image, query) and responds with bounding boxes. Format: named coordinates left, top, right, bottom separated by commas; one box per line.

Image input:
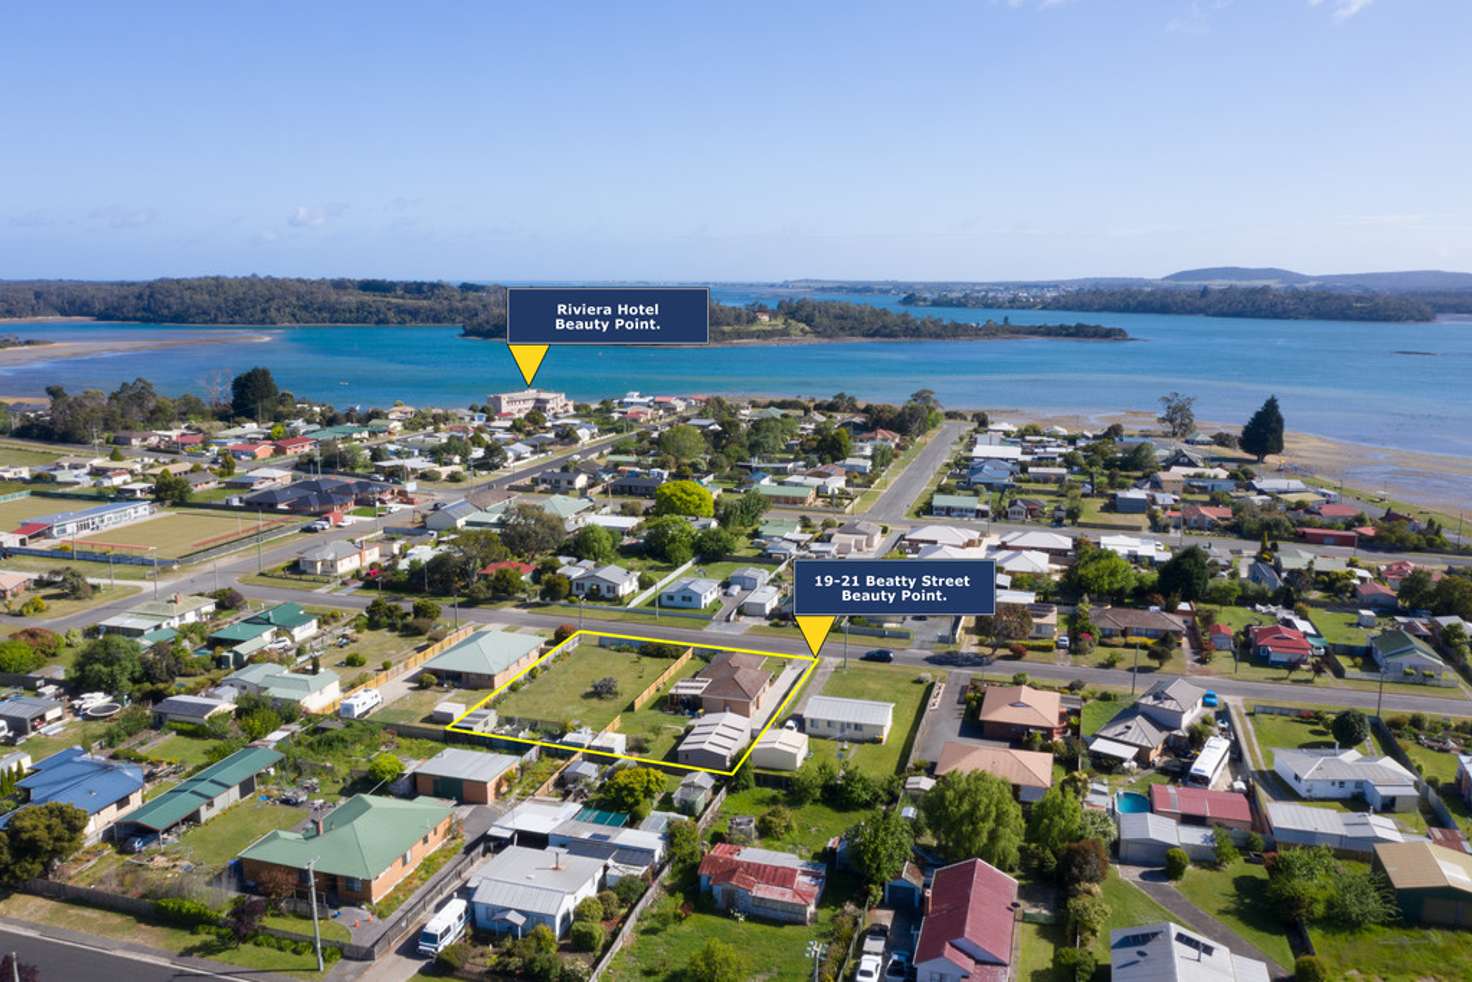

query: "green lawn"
left=145, top=732, right=226, bottom=768
left=1309, top=606, right=1376, bottom=647
left=0, top=443, right=63, bottom=467
left=1173, top=861, right=1294, bottom=969
left=5, top=582, right=141, bottom=621
left=77, top=508, right=297, bottom=559
left=169, top=799, right=309, bottom=869
left=612, top=658, right=706, bottom=761
left=494, top=643, right=682, bottom=731
left=1076, top=497, right=1147, bottom=530
left=1201, top=604, right=1274, bottom=633
left=1246, top=710, right=1341, bottom=767
left=604, top=872, right=861, bottom=982
left=1014, top=919, right=1065, bottom=982
left=1311, top=922, right=1472, bottom=980
left=805, top=663, right=930, bottom=777
left=1091, top=870, right=1178, bottom=965
left=685, top=559, right=781, bottom=586
left=1081, top=694, right=1137, bottom=736
left=717, top=786, right=858, bottom=861
left=263, top=912, right=352, bottom=943
left=374, top=685, right=491, bottom=725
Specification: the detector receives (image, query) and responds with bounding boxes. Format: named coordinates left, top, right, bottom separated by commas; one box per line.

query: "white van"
left=338, top=689, right=383, bottom=720
left=417, top=897, right=468, bottom=956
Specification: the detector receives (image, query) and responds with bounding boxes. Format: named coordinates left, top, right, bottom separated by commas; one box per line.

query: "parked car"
left=884, top=951, right=910, bottom=980
left=1056, top=634, right=1070, bottom=650
left=856, top=954, right=883, bottom=982
left=862, top=648, right=895, bottom=663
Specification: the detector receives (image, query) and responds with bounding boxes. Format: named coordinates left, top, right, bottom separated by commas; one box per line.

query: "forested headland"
left=0, top=277, right=1131, bottom=342
left=901, top=285, right=1438, bottom=322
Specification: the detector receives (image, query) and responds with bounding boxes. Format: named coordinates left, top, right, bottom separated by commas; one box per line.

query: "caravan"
left=417, top=897, right=468, bottom=956
left=1187, top=736, right=1232, bottom=788
left=338, top=689, right=383, bottom=720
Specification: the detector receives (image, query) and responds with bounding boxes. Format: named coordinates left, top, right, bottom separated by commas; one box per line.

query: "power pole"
left=1131, top=639, right=1140, bottom=696
left=306, top=857, right=324, bottom=972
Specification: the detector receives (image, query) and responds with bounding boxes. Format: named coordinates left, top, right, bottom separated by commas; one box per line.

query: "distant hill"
left=1163, top=266, right=1472, bottom=293
left=1164, top=267, right=1312, bottom=285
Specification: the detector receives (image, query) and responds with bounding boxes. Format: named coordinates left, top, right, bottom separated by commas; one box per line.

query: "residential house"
left=411, top=748, right=520, bottom=804
left=830, top=520, right=883, bottom=555
left=220, top=663, right=341, bottom=714
left=659, top=577, right=720, bottom=610
left=1357, top=580, right=1399, bottom=612
left=467, top=845, right=604, bottom=939
left=1209, top=622, right=1235, bottom=651
left=727, top=567, right=771, bottom=591
left=297, top=538, right=382, bottom=576
left=1114, top=489, right=1151, bottom=513
left=931, top=494, right=987, bottom=519
left=151, top=694, right=235, bottom=728
left=935, top=741, right=1053, bottom=804
left=802, top=695, right=893, bottom=743
left=240, top=794, right=454, bottom=905
left=569, top=563, right=639, bottom=600
left=1273, top=747, right=1419, bottom=812
left=690, top=651, right=773, bottom=717
left=1181, top=504, right=1234, bottom=531
left=1373, top=840, right=1472, bottom=929
left=914, top=858, right=1019, bottom=982
left=2, top=747, right=144, bottom=844
left=549, top=818, right=664, bottom=874
left=976, top=684, right=1066, bottom=742
left=119, top=747, right=282, bottom=838
left=902, top=525, right=982, bottom=552
left=739, top=585, right=781, bottom=617
left=1091, top=605, right=1186, bottom=640
left=1108, top=922, right=1270, bottom=982
left=1371, top=629, right=1450, bottom=682
left=698, top=844, right=826, bottom=924
left=418, top=629, right=542, bottom=690
left=1099, top=534, right=1172, bottom=565
left=754, top=483, right=816, bottom=507
left=1135, top=678, right=1207, bottom=731
left=98, top=593, right=217, bottom=637
left=1247, top=624, right=1313, bottom=667
left=1149, top=784, right=1252, bottom=832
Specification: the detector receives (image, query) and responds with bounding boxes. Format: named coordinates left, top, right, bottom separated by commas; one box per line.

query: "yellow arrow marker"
left=507, top=344, right=550, bottom=386
left=795, top=615, right=836, bottom=657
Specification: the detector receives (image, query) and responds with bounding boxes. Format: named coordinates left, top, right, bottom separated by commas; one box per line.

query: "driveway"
left=1116, top=863, right=1288, bottom=978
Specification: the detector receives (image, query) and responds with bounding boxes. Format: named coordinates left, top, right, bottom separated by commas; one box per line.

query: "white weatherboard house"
left=801, top=695, right=894, bottom=743
left=1272, top=747, right=1419, bottom=812
left=467, top=845, right=602, bottom=939
left=659, top=577, right=720, bottom=609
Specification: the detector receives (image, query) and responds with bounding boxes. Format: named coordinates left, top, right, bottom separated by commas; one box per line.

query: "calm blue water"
left=1115, top=792, right=1150, bottom=814
left=3, top=287, right=1471, bottom=461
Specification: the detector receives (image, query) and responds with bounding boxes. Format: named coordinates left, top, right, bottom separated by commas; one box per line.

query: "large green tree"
left=498, top=503, right=566, bottom=559
left=1240, top=395, right=1285, bottom=462
left=69, top=634, right=144, bottom=695
left=846, top=809, right=913, bottom=886
left=652, top=479, right=714, bottom=518
left=657, top=424, right=707, bottom=465
left=1026, top=785, right=1083, bottom=874
left=0, top=802, right=89, bottom=883
left=641, top=516, right=696, bottom=565
left=230, top=366, right=279, bottom=420
left=1156, top=545, right=1210, bottom=602
left=920, top=771, right=1024, bottom=870
left=566, top=524, right=617, bottom=564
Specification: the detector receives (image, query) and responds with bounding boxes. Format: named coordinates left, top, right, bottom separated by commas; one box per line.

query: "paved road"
left=0, top=921, right=281, bottom=982
left=866, top=420, right=970, bottom=522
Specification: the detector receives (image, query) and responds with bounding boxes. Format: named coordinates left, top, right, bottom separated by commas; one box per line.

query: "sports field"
left=77, top=509, right=293, bottom=559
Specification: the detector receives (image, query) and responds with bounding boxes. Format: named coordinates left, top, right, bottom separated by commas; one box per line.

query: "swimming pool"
left=1115, top=792, right=1150, bottom=814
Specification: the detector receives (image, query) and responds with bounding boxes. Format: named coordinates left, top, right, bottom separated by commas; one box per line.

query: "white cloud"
left=1309, top=0, right=1374, bottom=21
left=287, top=203, right=348, bottom=228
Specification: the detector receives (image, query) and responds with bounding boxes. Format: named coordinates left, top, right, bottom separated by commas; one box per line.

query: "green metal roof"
left=425, top=629, right=542, bottom=677
left=541, top=495, right=592, bottom=518
left=210, top=621, right=274, bottom=644
left=249, top=603, right=316, bottom=630
left=238, top=794, right=452, bottom=880
left=125, top=747, right=283, bottom=832
left=932, top=493, right=983, bottom=509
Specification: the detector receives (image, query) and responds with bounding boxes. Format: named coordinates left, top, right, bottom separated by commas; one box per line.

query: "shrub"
left=569, top=919, right=604, bottom=952
left=1052, top=946, right=1097, bottom=982
left=574, top=896, right=604, bottom=923
left=597, top=888, right=621, bottom=918
left=1295, top=955, right=1328, bottom=982
left=417, top=672, right=437, bottom=689
left=436, top=941, right=471, bottom=972
left=342, top=652, right=365, bottom=667
left=154, top=897, right=221, bottom=929
left=758, top=805, right=794, bottom=839
left=1165, top=848, right=1189, bottom=880
left=613, top=875, right=647, bottom=908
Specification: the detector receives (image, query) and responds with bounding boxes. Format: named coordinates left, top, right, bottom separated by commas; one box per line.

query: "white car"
left=856, top=954, right=883, bottom=982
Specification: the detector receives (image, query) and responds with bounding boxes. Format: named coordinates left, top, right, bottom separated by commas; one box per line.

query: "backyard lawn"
left=1173, top=860, right=1294, bottom=969
left=374, top=686, right=492, bottom=725
left=611, top=658, right=706, bottom=761
left=1311, top=922, right=1472, bottom=979
left=169, top=799, right=309, bottom=869
left=1014, top=919, right=1065, bottom=982
left=1090, top=870, right=1178, bottom=965
left=493, top=643, right=684, bottom=731
left=6, top=582, right=141, bottom=621
left=717, top=785, right=858, bottom=860
left=604, top=872, right=860, bottom=982
left=1246, top=709, right=1341, bottom=767
left=804, top=663, right=931, bottom=778
left=145, top=732, right=226, bottom=769
left=1081, top=694, right=1136, bottom=736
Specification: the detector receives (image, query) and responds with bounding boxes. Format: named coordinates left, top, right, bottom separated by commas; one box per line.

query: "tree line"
left=903, top=285, right=1438, bottom=322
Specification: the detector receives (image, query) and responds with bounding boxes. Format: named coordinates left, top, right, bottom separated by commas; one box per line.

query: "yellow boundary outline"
left=444, top=628, right=819, bottom=776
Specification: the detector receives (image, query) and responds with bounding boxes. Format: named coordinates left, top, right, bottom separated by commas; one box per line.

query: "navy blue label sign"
left=507, top=287, right=709, bottom=345
left=793, top=559, right=997, bottom=616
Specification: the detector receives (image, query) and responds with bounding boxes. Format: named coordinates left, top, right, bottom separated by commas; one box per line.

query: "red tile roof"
left=697, top=844, right=822, bottom=909
left=1149, top=784, right=1252, bottom=825
left=479, top=560, right=535, bottom=577
left=1314, top=503, right=1361, bottom=519
left=915, top=859, right=1018, bottom=976
left=1248, top=624, right=1312, bottom=657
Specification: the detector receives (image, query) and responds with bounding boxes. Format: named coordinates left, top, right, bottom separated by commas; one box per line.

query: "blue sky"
left=3, top=0, right=1468, bottom=282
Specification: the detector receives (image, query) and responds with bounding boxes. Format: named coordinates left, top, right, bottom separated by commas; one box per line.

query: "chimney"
left=921, top=886, right=931, bottom=915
